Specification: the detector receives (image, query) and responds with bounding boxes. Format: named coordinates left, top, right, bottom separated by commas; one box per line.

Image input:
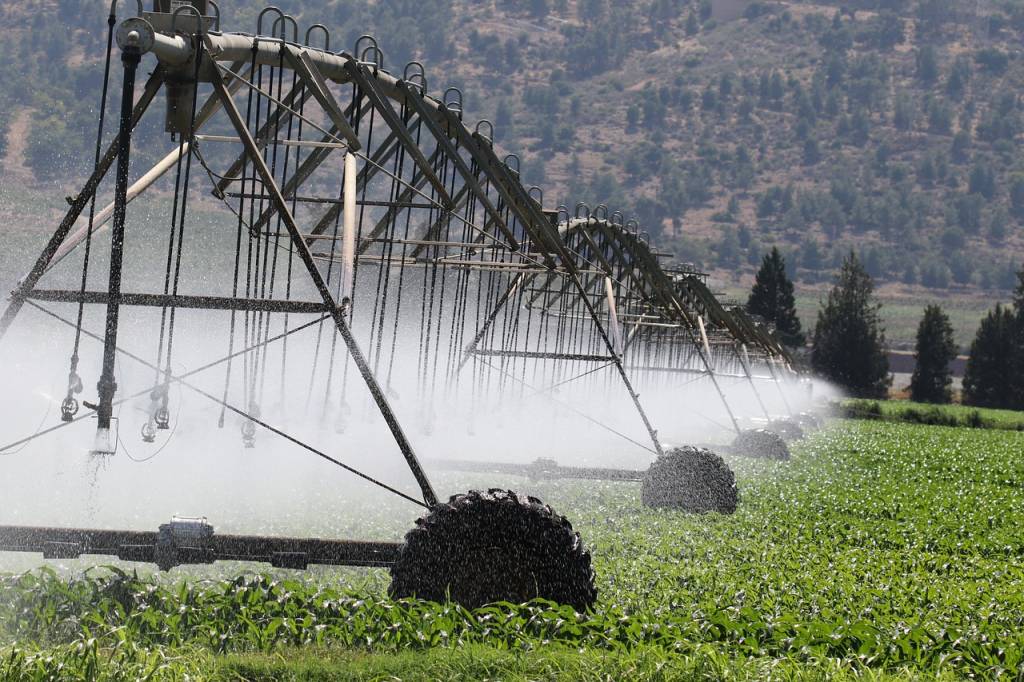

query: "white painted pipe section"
left=697, top=315, right=713, bottom=366
left=340, top=151, right=357, bottom=310
left=604, top=276, right=623, bottom=356
left=47, top=143, right=188, bottom=272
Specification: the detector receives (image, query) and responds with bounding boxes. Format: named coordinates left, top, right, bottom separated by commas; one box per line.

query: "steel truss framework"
left=0, top=3, right=797, bottom=569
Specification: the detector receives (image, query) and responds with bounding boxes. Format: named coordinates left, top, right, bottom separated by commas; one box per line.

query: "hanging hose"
left=61, top=1, right=118, bottom=423
left=217, top=47, right=263, bottom=429
left=153, top=31, right=204, bottom=432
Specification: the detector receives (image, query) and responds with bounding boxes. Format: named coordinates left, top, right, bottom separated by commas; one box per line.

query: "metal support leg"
left=94, top=44, right=142, bottom=449
left=566, top=271, right=663, bottom=456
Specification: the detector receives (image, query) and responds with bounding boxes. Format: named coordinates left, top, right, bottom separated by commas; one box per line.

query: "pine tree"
left=962, top=304, right=1020, bottom=409
left=685, top=11, right=699, bottom=36
left=811, top=252, right=890, bottom=398
left=747, top=247, right=805, bottom=348
left=909, top=305, right=957, bottom=404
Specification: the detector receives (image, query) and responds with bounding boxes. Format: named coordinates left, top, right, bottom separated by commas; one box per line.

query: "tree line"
left=746, top=247, right=1024, bottom=409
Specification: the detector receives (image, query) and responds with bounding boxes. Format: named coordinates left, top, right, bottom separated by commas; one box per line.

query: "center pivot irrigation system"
left=0, top=1, right=809, bottom=610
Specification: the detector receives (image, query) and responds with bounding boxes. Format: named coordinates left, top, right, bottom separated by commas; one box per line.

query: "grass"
left=212, top=644, right=962, bottom=681
left=791, top=288, right=994, bottom=351
left=841, top=398, right=1024, bottom=431
left=2, top=420, right=1023, bottom=680
left=0, top=642, right=963, bottom=681
left=717, top=283, right=995, bottom=350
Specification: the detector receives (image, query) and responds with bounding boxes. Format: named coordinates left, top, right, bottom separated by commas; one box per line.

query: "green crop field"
left=841, top=399, right=1024, bottom=431
left=2, top=419, right=1023, bottom=681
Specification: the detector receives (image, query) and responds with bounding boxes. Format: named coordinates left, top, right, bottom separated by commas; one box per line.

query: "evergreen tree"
left=811, top=252, right=890, bottom=397
left=893, top=94, right=914, bottom=131
left=747, top=247, right=805, bottom=347
left=962, top=304, right=1021, bottom=409
left=968, top=162, right=996, bottom=199
left=685, top=11, right=699, bottom=36
left=916, top=45, right=938, bottom=85
left=909, top=305, right=957, bottom=403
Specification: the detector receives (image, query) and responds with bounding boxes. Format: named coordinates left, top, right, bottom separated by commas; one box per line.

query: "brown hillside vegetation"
left=0, top=0, right=1021, bottom=345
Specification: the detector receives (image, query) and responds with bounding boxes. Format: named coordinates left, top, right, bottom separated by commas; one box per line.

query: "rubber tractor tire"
left=732, top=428, right=791, bottom=461
left=641, top=446, right=738, bottom=514
left=389, top=489, right=597, bottom=611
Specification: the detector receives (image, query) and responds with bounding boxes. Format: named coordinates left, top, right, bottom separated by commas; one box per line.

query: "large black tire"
left=641, top=446, right=738, bottom=514
left=389, top=489, right=597, bottom=611
left=767, top=418, right=804, bottom=442
left=732, top=428, right=791, bottom=461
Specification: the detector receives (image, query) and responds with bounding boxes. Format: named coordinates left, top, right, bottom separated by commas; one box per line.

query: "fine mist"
left=0, top=177, right=834, bottom=572
left=0, top=294, right=834, bottom=545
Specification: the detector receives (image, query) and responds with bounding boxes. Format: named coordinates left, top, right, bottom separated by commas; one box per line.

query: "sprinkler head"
left=240, top=420, right=257, bottom=448
left=60, top=396, right=79, bottom=423
left=155, top=406, right=171, bottom=430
